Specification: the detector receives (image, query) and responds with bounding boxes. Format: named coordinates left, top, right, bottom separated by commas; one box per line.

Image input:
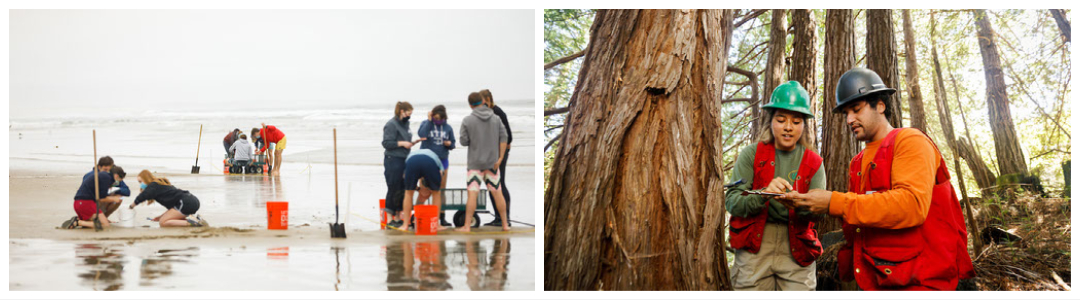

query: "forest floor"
left=969, top=191, right=1071, bottom=291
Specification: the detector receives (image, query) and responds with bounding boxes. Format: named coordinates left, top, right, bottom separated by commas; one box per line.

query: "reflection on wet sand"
left=385, top=238, right=510, bottom=291
left=139, top=247, right=199, bottom=287
left=75, top=244, right=125, bottom=291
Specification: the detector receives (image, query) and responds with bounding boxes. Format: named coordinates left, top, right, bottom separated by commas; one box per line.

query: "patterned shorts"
left=466, top=169, right=501, bottom=192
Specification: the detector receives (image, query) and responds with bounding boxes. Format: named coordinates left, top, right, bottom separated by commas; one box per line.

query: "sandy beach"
left=8, top=103, right=536, bottom=291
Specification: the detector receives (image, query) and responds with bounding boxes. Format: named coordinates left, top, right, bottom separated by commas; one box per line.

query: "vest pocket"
left=729, top=217, right=756, bottom=250
left=861, top=240, right=923, bottom=287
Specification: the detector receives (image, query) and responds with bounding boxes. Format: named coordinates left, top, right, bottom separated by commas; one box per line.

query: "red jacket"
left=729, top=142, right=824, bottom=267
left=258, top=125, right=285, bottom=153
left=838, top=128, right=975, bottom=290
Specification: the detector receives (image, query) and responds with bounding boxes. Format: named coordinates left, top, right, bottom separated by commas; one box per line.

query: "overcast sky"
left=9, top=9, right=535, bottom=119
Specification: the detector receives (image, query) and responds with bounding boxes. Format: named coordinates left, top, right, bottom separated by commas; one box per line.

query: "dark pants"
left=488, top=148, right=510, bottom=221
left=223, top=141, right=232, bottom=157
left=384, top=155, right=406, bottom=215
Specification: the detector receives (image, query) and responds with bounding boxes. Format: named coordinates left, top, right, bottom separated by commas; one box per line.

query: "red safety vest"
left=729, top=142, right=823, bottom=267
left=838, top=128, right=976, bottom=290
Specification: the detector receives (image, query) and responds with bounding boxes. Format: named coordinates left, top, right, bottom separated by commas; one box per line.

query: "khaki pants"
left=731, top=222, right=817, bottom=291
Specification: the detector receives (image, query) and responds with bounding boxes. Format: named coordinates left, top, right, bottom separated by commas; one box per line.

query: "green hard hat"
left=762, top=81, right=814, bottom=118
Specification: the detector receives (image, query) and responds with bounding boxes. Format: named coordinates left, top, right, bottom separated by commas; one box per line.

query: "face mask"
left=140, top=183, right=148, bottom=190
left=402, top=116, right=411, bottom=122
left=433, top=119, right=445, bottom=125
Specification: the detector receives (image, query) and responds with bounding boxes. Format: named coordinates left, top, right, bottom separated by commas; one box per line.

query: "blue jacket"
left=417, top=120, right=456, bottom=162
left=74, top=170, right=114, bottom=200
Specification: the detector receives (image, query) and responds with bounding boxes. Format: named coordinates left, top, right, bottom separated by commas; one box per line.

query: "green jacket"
left=725, top=143, right=825, bottom=223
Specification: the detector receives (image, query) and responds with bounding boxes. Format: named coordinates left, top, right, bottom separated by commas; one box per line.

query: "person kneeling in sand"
left=62, top=156, right=125, bottom=229
left=399, top=148, right=448, bottom=231
left=128, top=170, right=208, bottom=227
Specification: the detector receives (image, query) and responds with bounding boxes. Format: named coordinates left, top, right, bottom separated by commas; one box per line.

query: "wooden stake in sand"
left=92, top=130, right=103, bottom=231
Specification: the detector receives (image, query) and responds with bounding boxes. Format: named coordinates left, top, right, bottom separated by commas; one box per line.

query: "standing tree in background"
left=818, top=9, right=857, bottom=233
left=790, top=9, right=819, bottom=146
left=866, top=9, right=904, bottom=128
left=973, top=9, right=1029, bottom=177
left=901, top=10, right=929, bottom=133
left=755, top=9, right=788, bottom=138
left=1049, top=9, right=1071, bottom=43
left=544, top=9, right=733, bottom=291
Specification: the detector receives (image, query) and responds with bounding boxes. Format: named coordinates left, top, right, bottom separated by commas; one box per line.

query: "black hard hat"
left=832, top=67, right=896, bottom=113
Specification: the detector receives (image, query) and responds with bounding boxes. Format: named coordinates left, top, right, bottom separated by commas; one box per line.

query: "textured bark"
left=865, top=9, right=903, bottom=128
left=754, top=9, right=788, bottom=138
left=1049, top=9, right=1071, bottom=43
left=818, top=9, right=857, bottom=234
left=973, top=9, right=1029, bottom=176
left=932, top=13, right=997, bottom=191
left=790, top=9, right=818, bottom=147
left=901, top=10, right=929, bottom=133
left=544, top=9, right=733, bottom=291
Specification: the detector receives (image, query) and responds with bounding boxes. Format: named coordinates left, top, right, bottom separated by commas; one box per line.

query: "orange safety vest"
left=838, top=128, right=976, bottom=290
left=729, top=142, right=824, bottom=267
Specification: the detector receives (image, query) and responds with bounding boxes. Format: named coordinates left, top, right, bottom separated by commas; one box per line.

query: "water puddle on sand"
left=9, top=237, right=533, bottom=291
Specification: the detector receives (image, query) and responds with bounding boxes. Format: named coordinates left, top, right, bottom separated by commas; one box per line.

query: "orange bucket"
left=379, top=199, right=387, bottom=229
left=267, top=201, right=288, bottom=230
left=414, top=205, right=438, bottom=235
left=416, top=242, right=440, bottom=264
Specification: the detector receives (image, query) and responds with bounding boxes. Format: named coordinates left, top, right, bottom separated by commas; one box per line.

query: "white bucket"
left=117, top=207, right=135, bottom=228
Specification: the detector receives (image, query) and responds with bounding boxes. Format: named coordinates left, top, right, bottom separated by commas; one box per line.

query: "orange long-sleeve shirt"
left=827, top=128, right=939, bottom=229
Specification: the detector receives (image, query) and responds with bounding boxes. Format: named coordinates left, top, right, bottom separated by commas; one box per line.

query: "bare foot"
left=455, top=227, right=471, bottom=233
left=436, top=225, right=450, bottom=231
left=503, top=226, right=510, bottom=231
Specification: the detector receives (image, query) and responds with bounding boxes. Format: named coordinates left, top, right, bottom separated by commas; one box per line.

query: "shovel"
left=92, top=130, right=103, bottom=231
left=329, top=128, right=346, bottom=238
left=192, top=124, right=203, bottom=174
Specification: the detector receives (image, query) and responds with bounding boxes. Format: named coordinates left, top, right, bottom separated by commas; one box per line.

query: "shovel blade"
left=191, top=166, right=200, bottom=174
left=93, top=215, right=103, bottom=231
left=330, top=223, right=346, bottom=238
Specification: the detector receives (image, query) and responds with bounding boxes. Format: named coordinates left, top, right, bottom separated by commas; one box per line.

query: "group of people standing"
left=382, top=89, right=513, bottom=232
left=725, top=67, right=975, bottom=291
left=223, top=124, right=287, bottom=176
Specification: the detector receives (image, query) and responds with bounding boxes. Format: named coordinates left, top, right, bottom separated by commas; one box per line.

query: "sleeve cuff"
left=828, top=191, right=848, bottom=217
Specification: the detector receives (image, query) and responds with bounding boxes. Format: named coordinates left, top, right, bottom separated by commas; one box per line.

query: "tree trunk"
left=818, top=9, right=857, bottom=234
left=790, top=9, right=818, bottom=147
left=901, top=10, right=929, bottom=133
left=932, top=12, right=997, bottom=191
left=544, top=9, right=733, bottom=291
left=973, top=9, right=1029, bottom=176
left=1049, top=9, right=1071, bottom=43
left=865, top=9, right=903, bottom=128
left=755, top=9, right=788, bottom=138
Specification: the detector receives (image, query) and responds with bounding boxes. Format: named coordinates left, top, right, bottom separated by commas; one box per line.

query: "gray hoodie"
left=382, top=116, right=412, bottom=158
left=459, top=106, right=507, bottom=170
left=230, top=139, right=254, bottom=161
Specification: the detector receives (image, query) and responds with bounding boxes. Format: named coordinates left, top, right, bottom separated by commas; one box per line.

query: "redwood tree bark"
left=818, top=9, right=857, bottom=234
left=544, top=9, right=733, bottom=291
left=755, top=9, right=788, bottom=138
left=901, top=10, right=928, bottom=133
left=973, top=9, right=1029, bottom=176
left=866, top=9, right=903, bottom=128
left=790, top=9, right=818, bottom=147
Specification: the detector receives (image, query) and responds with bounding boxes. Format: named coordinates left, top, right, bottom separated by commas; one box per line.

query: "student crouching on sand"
left=383, top=101, right=419, bottom=229
left=129, top=170, right=208, bottom=227
left=457, top=92, right=509, bottom=232
left=417, top=105, right=456, bottom=226
left=399, top=148, right=448, bottom=231
left=725, top=81, right=824, bottom=291
left=62, top=156, right=124, bottom=229
left=229, top=133, right=254, bottom=172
